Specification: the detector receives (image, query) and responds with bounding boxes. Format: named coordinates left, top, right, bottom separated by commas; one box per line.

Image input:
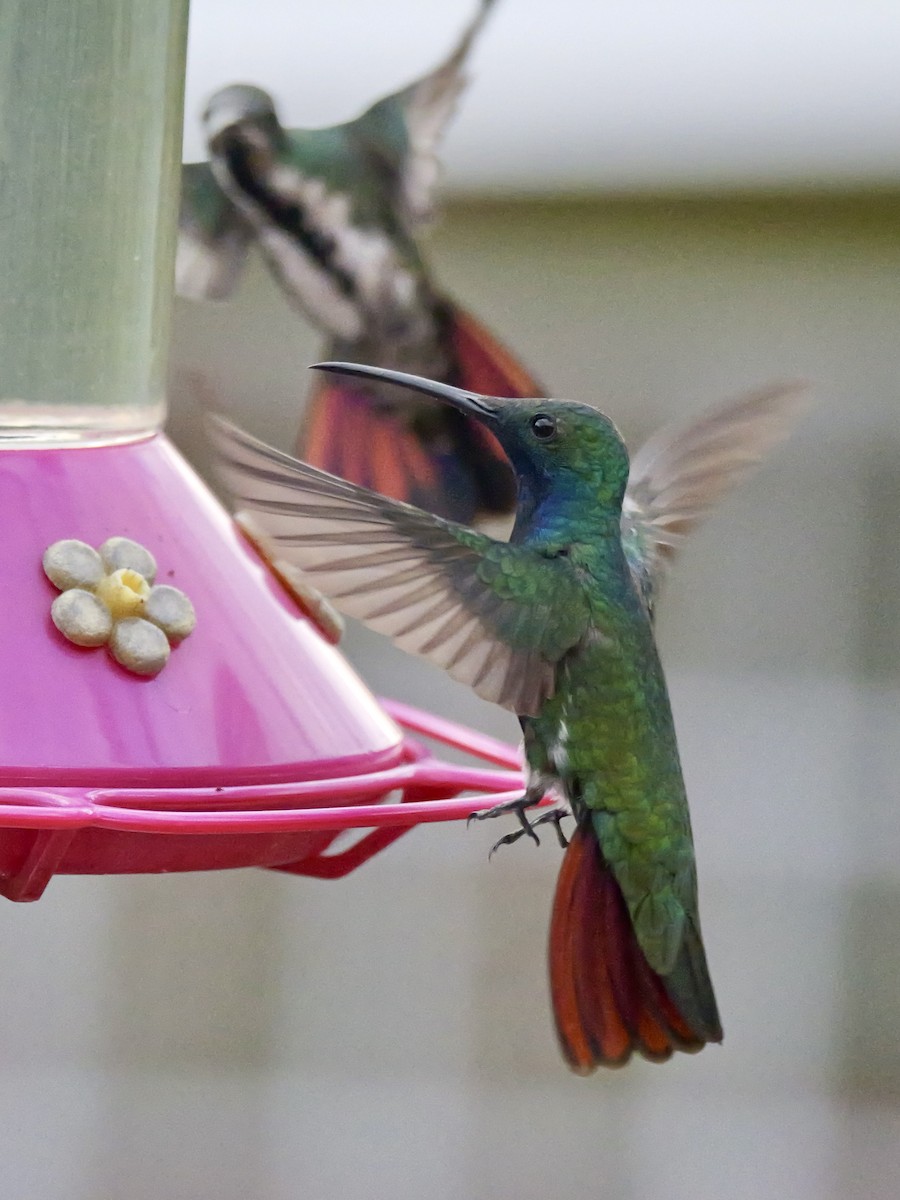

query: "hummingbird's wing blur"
left=210, top=413, right=590, bottom=717
left=621, top=383, right=809, bottom=608
left=351, top=0, right=497, bottom=229
left=176, top=161, right=252, bottom=300
left=297, top=299, right=538, bottom=522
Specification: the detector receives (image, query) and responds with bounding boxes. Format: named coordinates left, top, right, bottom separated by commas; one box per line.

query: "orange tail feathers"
left=448, top=303, right=543, bottom=399
left=299, top=378, right=433, bottom=500
left=295, top=303, right=543, bottom=520
left=549, top=823, right=718, bottom=1071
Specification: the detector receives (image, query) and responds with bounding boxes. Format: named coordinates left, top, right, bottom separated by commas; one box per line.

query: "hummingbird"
left=178, top=0, right=539, bottom=523
left=209, top=365, right=807, bottom=1070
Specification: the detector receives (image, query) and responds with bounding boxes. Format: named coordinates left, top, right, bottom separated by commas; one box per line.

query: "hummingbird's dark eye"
left=530, top=414, right=557, bottom=441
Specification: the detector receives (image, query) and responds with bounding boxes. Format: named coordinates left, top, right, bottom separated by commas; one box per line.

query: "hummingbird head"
left=203, top=84, right=282, bottom=145
left=311, top=363, right=631, bottom=534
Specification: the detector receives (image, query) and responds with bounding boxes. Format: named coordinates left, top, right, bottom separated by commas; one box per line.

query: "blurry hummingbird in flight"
left=210, top=365, right=807, bottom=1071
left=179, top=0, right=539, bottom=523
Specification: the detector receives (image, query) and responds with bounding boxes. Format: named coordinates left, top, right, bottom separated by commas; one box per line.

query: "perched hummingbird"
left=178, top=0, right=539, bottom=523
left=210, top=365, right=806, bottom=1070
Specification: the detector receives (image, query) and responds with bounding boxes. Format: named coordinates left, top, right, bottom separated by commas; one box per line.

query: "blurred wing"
left=354, top=0, right=496, bottom=228
left=211, top=414, right=591, bottom=716
left=177, top=161, right=252, bottom=300
left=622, top=382, right=810, bottom=604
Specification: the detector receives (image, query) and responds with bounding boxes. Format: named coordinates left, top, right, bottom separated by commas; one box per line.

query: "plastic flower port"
left=43, top=537, right=196, bottom=675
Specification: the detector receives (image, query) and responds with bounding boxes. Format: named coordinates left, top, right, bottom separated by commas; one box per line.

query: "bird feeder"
left=0, top=0, right=524, bottom=902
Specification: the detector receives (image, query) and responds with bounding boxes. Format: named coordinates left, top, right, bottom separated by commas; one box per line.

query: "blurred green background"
left=3, top=2, right=900, bottom=1198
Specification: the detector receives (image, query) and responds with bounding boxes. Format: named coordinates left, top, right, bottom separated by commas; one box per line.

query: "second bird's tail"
left=548, top=822, right=723, bottom=1071
left=296, top=300, right=541, bottom=522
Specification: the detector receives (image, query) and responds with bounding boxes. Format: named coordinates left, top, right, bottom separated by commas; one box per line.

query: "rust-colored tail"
left=296, top=301, right=542, bottom=522
left=549, top=823, right=721, bottom=1071
left=448, top=302, right=542, bottom=399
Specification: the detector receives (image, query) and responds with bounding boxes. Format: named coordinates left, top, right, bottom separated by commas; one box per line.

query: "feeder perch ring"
left=0, top=700, right=532, bottom=901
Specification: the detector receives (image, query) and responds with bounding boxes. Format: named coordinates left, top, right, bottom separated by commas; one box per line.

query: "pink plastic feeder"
left=0, top=431, right=527, bottom=901
left=0, top=2, right=526, bottom=900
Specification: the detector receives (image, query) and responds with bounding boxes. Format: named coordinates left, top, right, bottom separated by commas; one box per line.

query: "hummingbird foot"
left=469, top=792, right=543, bottom=857
left=487, top=824, right=541, bottom=859
left=530, top=806, right=572, bottom=849
left=471, top=793, right=569, bottom=858
left=467, top=792, right=543, bottom=829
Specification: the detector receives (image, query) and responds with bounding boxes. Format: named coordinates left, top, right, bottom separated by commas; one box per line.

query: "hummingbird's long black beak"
left=310, top=362, right=498, bottom=419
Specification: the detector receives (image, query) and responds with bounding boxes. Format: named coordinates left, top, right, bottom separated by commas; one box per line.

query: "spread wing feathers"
left=177, top=161, right=252, bottom=300
left=358, top=0, right=497, bottom=228
left=622, top=382, right=809, bottom=601
left=209, top=413, right=591, bottom=716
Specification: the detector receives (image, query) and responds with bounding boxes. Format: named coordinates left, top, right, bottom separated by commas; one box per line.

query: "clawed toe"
left=488, top=824, right=540, bottom=859
left=469, top=794, right=539, bottom=839
left=531, top=807, right=571, bottom=848
left=471, top=794, right=571, bottom=858
left=468, top=794, right=537, bottom=826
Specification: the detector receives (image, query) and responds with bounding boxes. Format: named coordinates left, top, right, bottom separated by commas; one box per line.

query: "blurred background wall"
left=3, top=3, right=900, bottom=1198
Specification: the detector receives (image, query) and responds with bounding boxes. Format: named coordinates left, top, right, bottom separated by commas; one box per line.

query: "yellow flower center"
left=96, top=568, right=150, bottom=619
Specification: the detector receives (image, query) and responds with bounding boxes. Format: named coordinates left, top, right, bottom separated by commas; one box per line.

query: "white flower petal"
left=51, top=589, right=112, bottom=647
left=43, top=540, right=104, bottom=591
left=109, top=618, right=170, bottom=676
left=99, top=537, right=157, bottom=583
left=144, top=585, right=196, bottom=641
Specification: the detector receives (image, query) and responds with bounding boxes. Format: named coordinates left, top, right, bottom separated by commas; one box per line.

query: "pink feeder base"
left=0, top=701, right=526, bottom=901
left=0, top=433, right=400, bottom=787
left=0, top=434, right=527, bottom=900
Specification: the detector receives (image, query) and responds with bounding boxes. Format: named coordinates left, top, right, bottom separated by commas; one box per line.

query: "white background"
left=184, top=0, right=900, bottom=191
